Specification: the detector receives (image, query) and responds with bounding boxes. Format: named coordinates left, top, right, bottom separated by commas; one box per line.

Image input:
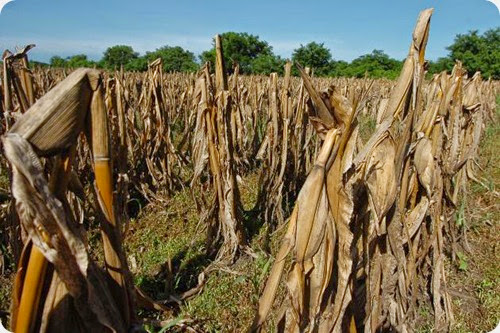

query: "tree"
left=145, top=46, right=199, bottom=73
left=124, top=57, right=148, bottom=72
left=49, top=55, right=95, bottom=69
left=329, top=60, right=349, bottom=77
left=65, top=54, right=96, bottom=68
left=428, top=57, right=454, bottom=75
left=342, top=50, right=402, bottom=79
left=50, top=56, right=67, bottom=68
left=428, top=28, right=500, bottom=79
left=251, top=54, right=285, bottom=75
left=102, top=45, right=138, bottom=70
left=200, top=32, right=274, bottom=74
left=444, top=28, right=500, bottom=79
left=292, top=42, right=332, bottom=76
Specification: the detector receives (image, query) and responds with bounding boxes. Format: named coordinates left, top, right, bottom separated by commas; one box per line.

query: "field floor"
left=0, top=105, right=498, bottom=333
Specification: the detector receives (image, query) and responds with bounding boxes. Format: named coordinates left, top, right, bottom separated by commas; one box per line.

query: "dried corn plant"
left=2, top=45, right=36, bottom=119
left=191, top=35, right=247, bottom=262
left=257, top=64, right=329, bottom=229
left=1, top=45, right=39, bottom=267
left=255, top=69, right=289, bottom=226
left=3, top=69, right=135, bottom=332
left=251, top=9, right=481, bottom=332
left=252, top=60, right=371, bottom=331
left=128, top=59, right=181, bottom=202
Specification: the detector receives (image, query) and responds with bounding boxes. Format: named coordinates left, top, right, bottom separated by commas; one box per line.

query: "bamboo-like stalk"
left=14, top=149, right=76, bottom=333
left=88, top=73, right=133, bottom=325
left=2, top=52, right=12, bottom=114
left=14, top=247, right=47, bottom=333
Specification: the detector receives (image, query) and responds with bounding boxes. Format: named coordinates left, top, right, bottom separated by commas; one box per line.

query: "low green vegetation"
left=122, top=167, right=267, bottom=331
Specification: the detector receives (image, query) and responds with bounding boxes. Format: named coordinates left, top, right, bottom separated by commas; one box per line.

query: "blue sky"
left=0, top=0, right=498, bottom=63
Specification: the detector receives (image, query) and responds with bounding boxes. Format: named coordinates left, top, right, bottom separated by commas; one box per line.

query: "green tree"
left=292, top=42, right=332, bottom=76
left=428, top=57, right=454, bottom=75
left=65, top=54, right=96, bottom=68
left=102, top=45, right=138, bottom=70
left=49, top=55, right=67, bottom=68
left=251, top=54, right=285, bottom=75
left=124, top=57, right=148, bottom=72
left=200, top=32, right=273, bottom=74
left=342, top=50, right=402, bottom=79
left=444, top=28, right=500, bottom=79
left=145, top=46, right=199, bottom=72
left=329, top=60, right=349, bottom=77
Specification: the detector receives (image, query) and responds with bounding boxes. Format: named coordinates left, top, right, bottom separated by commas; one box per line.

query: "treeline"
left=34, top=28, right=499, bottom=79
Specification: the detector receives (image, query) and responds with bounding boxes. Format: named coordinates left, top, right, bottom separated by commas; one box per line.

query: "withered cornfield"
left=0, top=9, right=498, bottom=333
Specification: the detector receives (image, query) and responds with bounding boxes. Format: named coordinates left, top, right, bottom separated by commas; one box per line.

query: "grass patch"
left=0, top=275, right=13, bottom=324
left=123, top=170, right=275, bottom=331
left=358, top=112, right=377, bottom=142
left=180, top=253, right=270, bottom=332
left=125, top=186, right=205, bottom=295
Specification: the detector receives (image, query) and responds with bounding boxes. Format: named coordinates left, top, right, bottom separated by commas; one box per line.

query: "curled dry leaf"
left=414, top=137, right=435, bottom=197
